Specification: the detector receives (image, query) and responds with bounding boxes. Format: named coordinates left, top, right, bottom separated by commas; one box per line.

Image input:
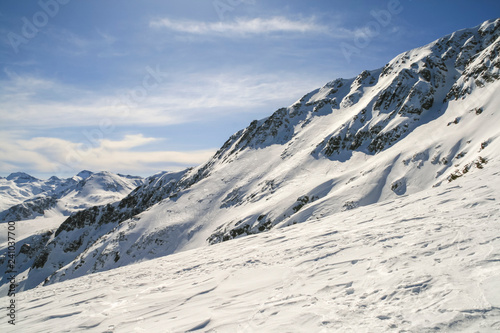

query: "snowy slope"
left=0, top=171, right=144, bottom=222
left=1, top=18, right=499, bottom=293
left=2, top=160, right=499, bottom=332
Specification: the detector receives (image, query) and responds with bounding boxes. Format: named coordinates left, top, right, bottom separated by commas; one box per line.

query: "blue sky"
left=1, top=0, right=499, bottom=178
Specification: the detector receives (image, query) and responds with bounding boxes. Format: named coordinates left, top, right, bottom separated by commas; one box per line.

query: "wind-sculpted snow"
left=2, top=19, right=500, bottom=293
left=3, top=163, right=500, bottom=332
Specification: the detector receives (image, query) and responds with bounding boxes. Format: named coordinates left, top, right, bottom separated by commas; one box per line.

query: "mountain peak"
left=76, top=170, right=93, bottom=179
left=6, top=172, right=38, bottom=183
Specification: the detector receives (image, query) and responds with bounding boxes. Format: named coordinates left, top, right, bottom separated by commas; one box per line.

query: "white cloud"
left=0, top=132, right=216, bottom=176
left=0, top=67, right=327, bottom=177
left=0, top=69, right=324, bottom=129
left=99, top=134, right=159, bottom=150
left=150, top=16, right=328, bottom=35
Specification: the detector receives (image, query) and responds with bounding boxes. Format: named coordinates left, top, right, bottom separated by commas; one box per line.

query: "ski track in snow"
left=3, top=169, right=500, bottom=333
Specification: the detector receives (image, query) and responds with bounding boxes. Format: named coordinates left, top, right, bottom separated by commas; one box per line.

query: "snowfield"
left=3, top=163, right=499, bottom=332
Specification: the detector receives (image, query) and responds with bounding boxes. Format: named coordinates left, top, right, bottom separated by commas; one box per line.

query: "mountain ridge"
left=1, top=18, right=499, bottom=292
left=4, top=158, right=499, bottom=332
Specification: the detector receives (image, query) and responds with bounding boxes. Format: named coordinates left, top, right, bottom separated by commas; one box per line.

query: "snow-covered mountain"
left=0, top=171, right=144, bottom=222
left=3, top=151, right=500, bottom=332
left=1, top=18, right=499, bottom=294
left=0, top=172, right=61, bottom=212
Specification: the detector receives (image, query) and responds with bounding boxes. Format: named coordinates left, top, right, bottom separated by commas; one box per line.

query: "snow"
left=0, top=171, right=144, bottom=222
left=0, top=216, right=66, bottom=250
left=0, top=18, right=499, bottom=332
left=3, top=18, right=499, bottom=291
left=3, top=164, right=499, bottom=332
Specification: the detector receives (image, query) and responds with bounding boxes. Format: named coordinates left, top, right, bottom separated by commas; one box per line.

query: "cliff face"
left=2, top=19, right=499, bottom=292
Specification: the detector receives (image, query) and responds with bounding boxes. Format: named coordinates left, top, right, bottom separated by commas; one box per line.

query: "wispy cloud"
left=0, top=132, right=215, bottom=176
left=0, top=69, right=324, bottom=129
left=96, top=29, right=117, bottom=45
left=0, top=68, right=325, bottom=176
left=149, top=16, right=328, bottom=35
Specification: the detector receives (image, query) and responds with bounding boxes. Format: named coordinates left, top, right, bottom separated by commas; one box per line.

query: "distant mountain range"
left=1, top=18, right=499, bottom=293
left=0, top=171, right=144, bottom=222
